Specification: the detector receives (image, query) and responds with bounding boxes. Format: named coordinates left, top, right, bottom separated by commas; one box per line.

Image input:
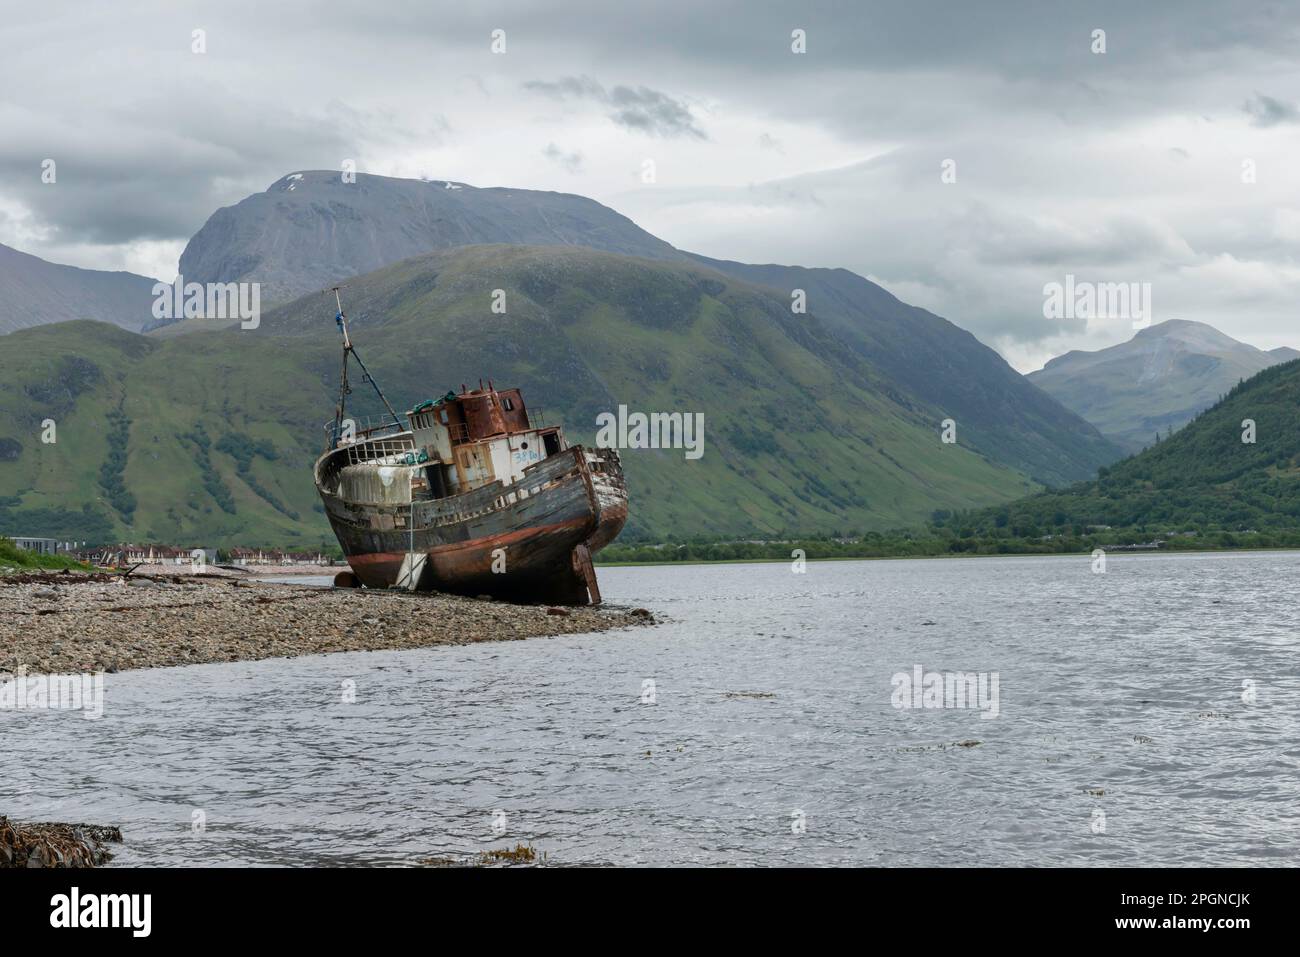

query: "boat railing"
left=337, top=433, right=417, bottom=467
left=316, top=425, right=417, bottom=489
left=322, top=414, right=408, bottom=446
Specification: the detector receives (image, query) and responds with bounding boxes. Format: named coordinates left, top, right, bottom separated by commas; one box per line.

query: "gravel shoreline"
left=0, top=571, right=655, bottom=674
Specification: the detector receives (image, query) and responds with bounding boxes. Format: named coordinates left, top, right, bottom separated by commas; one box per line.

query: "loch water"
left=3, top=552, right=1298, bottom=866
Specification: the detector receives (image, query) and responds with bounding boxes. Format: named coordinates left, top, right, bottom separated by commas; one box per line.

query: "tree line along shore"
left=596, top=528, right=1300, bottom=565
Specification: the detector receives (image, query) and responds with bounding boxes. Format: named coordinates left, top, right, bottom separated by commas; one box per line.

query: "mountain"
left=175, top=171, right=685, bottom=308
left=0, top=171, right=1128, bottom=545
left=166, top=171, right=1120, bottom=486
left=940, top=356, right=1300, bottom=537
left=0, top=246, right=1045, bottom=546
left=1269, top=346, right=1300, bottom=362
left=686, top=254, right=1120, bottom=486
left=1028, top=319, right=1292, bottom=454
left=0, top=242, right=158, bottom=334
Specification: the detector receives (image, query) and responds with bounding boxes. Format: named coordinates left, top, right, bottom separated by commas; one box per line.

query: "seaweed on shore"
left=0, top=816, right=123, bottom=868
left=416, top=843, right=542, bottom=868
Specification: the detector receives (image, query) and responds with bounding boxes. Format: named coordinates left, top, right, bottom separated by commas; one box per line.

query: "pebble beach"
left=0, top=570, right=655, bottom=675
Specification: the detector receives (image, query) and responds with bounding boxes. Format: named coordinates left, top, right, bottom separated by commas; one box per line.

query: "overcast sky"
left=2, top=0, right=1299, bottom=370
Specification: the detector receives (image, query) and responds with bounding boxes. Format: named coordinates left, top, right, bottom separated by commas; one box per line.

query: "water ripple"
left=3, top=552, right=1299, bottom=866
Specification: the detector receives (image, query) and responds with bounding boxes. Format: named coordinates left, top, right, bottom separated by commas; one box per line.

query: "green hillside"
left=0, top=321, right=333, bottom=548
left=0, top=245, right=1048, bottom=546
left=688, top=254, right=1123, bottom=485
left=934, top=358, right=1300, bottom=538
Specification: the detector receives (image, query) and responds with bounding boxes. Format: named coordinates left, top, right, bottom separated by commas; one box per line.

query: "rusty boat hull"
left=316, top=443, right=627, bottom=604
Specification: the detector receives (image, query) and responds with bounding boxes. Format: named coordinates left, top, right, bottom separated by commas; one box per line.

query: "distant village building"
left=228, top=547, right=272, bottom=566
left=76, top=543, right=217, bottom=567
left=10, top=536, right=58, bottom=555
left=227, top=548, right=329, bottom=566
left=283, top=551, right=330, bottom=566
left=66, top=543, right=328, bottom=568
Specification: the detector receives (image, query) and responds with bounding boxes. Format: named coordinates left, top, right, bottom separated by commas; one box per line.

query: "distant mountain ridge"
left=0, top=242, right=157, bottom=334
left=1028, top=319, right=1294, bottom=454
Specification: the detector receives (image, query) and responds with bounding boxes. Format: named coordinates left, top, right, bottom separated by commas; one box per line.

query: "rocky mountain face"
left=174, top=171, right=685, bottom=309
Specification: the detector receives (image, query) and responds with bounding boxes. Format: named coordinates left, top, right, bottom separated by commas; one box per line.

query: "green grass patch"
left=0, top=536, right=92, bottom=571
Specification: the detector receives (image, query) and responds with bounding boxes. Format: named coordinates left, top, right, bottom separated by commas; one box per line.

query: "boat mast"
left=329, top=285, right=404, bottom=447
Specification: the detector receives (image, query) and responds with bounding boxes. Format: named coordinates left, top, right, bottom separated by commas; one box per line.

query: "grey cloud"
left=0, top=82, right=442, bottom=251
left=266, top=0, right=1300, bottom=80
left=488, top=0, right=1300, bottom=93
left=542, top=143, right=584, bottom=173
left=1243, top=92, right=1300, bottom=127
left=953, top=207, right=1189, bottom=269
left=524, top=75, right=706, bottom=139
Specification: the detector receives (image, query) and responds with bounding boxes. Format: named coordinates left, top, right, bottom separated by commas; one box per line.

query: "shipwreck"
left=312, top=290, right=627, bottom=604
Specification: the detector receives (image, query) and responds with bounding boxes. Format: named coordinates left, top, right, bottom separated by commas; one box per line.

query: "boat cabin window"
left=543, top=432, right=561, bottom=455
left=502, top=398, right=515, bottom=411
left=439, top=409, right=449, bottom=424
